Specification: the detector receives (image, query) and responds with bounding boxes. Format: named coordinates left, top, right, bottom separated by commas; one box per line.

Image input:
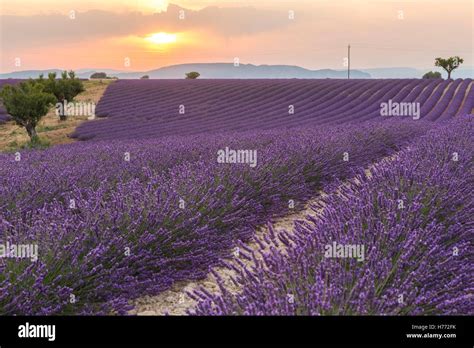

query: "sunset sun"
left=146, top=32, right=177, bottom=45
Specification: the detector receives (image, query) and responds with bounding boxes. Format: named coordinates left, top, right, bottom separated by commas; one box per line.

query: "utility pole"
left=348, top=44, right=351, bottom=79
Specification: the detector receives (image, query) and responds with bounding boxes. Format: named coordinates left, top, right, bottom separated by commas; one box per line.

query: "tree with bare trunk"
left=0, top=81, right=56, bottom=141
left=434, top=56, right=464, bottom=79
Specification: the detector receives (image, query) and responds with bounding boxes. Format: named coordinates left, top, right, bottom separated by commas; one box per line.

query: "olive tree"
left=422, top=71, right=442, bottom=79
left=0, top=80, right=56, bottom=140
left=39, top=71, right=85, bottom=120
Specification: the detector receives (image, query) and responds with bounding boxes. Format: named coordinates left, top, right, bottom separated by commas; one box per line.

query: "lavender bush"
left=191, top=117, right=473, bottom=315
left=0, top=121, right=431, bottom=315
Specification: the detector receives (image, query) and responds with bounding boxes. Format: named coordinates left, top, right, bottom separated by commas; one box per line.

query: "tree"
left=39, top=71, right=85, bottom=121
left=0, top=80, right=56, bottom=140
left=434, top=56, right=464, bottom=79
left=185, top=72, right=200, bottom=79
left=422, top=71, right=442, bottom=79
left=140, top=75, right=150, bottom=79
left=90, top=72, right=107, bottom=79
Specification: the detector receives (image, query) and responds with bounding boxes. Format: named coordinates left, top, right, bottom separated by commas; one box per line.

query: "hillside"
left=0, top=63, right=370, bottom=79
left=71, top=78, right=474, bottom=141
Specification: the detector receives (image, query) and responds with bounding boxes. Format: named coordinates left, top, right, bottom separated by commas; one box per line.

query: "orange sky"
left=0, top=0, right=472, bottom=73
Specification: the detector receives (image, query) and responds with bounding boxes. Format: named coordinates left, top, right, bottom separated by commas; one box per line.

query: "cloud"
left=0, top=4, right=294, bottom=51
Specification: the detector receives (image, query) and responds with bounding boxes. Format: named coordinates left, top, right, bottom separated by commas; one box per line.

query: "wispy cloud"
left=1, top=4, right=294, bottom=51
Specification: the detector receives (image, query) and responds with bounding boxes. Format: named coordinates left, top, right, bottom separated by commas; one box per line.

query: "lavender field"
left=71, top=79, right=474, bottom=140
left=0, top=78, right=473, bottom=316
left=191, top=118, right=473, bottom=315
left=2, top=1, right=474, bottom=345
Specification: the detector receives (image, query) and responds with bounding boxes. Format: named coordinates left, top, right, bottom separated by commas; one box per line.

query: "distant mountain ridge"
left=114, top=63, right=371, bottom=79
left=0, top=63, right=370, bottom=79
left=2, top=64, right=473, bottom=80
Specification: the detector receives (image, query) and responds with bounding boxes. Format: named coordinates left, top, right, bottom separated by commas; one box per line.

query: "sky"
left=0, top=0, right=472, bottom=73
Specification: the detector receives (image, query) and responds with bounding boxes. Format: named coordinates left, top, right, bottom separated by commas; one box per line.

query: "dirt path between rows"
left=130, top=198, right=321, bottom=315
left=130, top=154, right=399, bottom=315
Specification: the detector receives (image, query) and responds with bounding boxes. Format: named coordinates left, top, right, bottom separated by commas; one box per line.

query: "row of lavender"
left=71, top=79, right=474, bottom=141
left=0, top=121, right=430, bottom=314
left=191, top=117, right=473, bottom=315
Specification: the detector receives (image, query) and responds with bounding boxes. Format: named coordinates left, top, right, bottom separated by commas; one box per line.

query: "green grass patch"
left=37, top=124, right=68, bottom=133
left=5, top=136, right=51, bottom=152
